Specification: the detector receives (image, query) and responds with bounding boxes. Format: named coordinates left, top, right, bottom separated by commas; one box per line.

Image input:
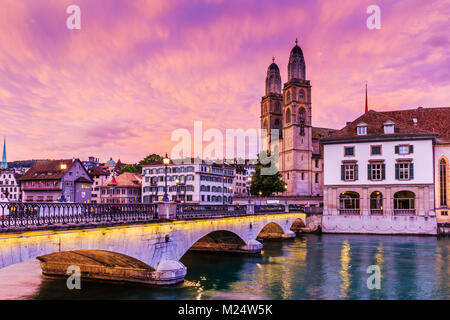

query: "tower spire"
left=295, top=37, right=298, bottom=45
left=1, top=137, right=6, bottom=169
left=365, top=81, right=368, bottom=113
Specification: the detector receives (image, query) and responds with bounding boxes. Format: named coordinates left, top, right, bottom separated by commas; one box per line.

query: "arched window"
left=275, top=102, right=281, bottom=113
left=286, top=108, right=291, bottom=124
left=299, top=89, right=305, bottom=99
left=298, top=107, right=306, bottom=122
left=440, top=158, right=447, bottom=206
left=393, top=191, right=415, bottom=215
left=339, top=191, right=360, bottom=215
left=370, top=191, right=383, bottom=215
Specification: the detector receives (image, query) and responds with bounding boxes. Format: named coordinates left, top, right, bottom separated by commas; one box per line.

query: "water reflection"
left=0, top=234, right=448, bottom=300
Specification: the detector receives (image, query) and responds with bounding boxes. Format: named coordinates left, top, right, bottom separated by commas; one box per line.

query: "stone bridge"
left=0, top=207, right=306, bottom=285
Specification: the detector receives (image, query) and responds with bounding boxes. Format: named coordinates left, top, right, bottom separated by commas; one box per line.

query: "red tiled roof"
left=312, top=126, right=337, bottom=139
left=322, top=110, right=437, bottom=142
left=102, top=172, right=142, bottom=188
left=89, top=165, right=110, bottom=177
left=19, top=159, right=75, bottom=181
left=381, top=107, right=450, bottom=143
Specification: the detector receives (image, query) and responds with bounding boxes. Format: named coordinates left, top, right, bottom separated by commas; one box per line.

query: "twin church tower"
left=260, top=39, right=335, bottom=198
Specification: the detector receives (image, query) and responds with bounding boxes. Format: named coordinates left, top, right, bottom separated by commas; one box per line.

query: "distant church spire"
left=365, top=81, right=368, bottom=113
left=1, top=137, right=7, bottom=169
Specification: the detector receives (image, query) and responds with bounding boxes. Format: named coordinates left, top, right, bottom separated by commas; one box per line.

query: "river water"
left=0, top=234, right=448, bottom=300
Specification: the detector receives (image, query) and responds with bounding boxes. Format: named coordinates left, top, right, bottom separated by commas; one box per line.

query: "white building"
left=0, top=169, right=22, bottom=201
left=321, top=109, right=439, bottom=235
left=141, top=161, right=235, bottom=204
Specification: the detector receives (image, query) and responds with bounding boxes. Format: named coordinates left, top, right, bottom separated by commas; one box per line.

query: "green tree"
left=250, top=161, right=285, bottom=197
left=120, top=164, right=138, bottom=174
left=135, top=153, right=163, bottom=173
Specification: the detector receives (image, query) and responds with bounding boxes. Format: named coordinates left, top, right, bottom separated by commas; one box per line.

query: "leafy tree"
left=134, top=153, right=163, bottom=173
left=250, top=160, right=285, bottom=197
left=120, top=164, right=139, bottom=174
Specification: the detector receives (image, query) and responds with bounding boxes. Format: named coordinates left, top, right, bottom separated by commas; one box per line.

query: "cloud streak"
left=0, top=0, right=448, bottom=162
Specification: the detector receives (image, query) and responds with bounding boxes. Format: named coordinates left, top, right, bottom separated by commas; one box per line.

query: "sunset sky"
left=0, top=0, right=448, bottom=163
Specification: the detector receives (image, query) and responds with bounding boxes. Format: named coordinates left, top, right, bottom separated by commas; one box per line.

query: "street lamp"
left=258, top=190, right=262, bottom=205
left=162, top=153, right=170, bottom=203
left=284, top=183, right=288, bottom=209
left=247, top=176, right=252, bottom=204
left=228, top=186, right=232, bottom=204
left=60, top=163, right=67, bottom=202
left=175, top=178, right=180, bottom=203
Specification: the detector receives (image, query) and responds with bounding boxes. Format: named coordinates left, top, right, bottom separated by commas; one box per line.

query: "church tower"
left=260, top=57, right=283, bottom=154
left=280, top=39, right=313, bottom=196
left=0, top=137, right=7, bottom=169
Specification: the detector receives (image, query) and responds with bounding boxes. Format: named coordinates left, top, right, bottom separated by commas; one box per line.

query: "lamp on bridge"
left=247, top=176, right=252, bottom=204
left=258, top=191, right=262, bottom=205
left=284, top=183, right=288, bottom=209
left=60, top=163, right=67, bottom=203
left=175, top=178, right=179, bottom=203
left=228, top=186, right=232, bottom=204
left=162, top=154, right=170, bottom=203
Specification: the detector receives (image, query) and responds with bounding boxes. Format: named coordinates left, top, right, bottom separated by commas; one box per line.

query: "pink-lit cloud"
left=0, top=0, right=448, bottom=163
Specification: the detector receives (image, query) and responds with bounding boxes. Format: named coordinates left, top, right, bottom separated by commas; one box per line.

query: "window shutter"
left=341, top=165, right=345, bottom=180
left=355, top=164, right=359, bottom=180
left=367, top=164, right=372, bottom=181
left=409, top=145, right=414, bottom=153
left=382, top=164, right=386, bottom=180
left=395, top=145, right=400, bottom=154
left=409, top=163, right=414, bottom=179
left=395, top=163, right=399, bottom=179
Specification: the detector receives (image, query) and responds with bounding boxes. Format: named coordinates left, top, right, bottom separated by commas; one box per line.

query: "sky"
left=0, top=0, right=448, bottom=163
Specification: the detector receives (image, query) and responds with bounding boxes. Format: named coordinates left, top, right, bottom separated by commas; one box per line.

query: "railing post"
left=246, top=203, right=254, bottom=215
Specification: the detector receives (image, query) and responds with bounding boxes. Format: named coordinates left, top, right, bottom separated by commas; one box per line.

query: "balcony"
left=339, top=209, right=360, bottom=215
left=394, top=209, right=416, bottom=215
left=370, top=209, right=384, bottom=215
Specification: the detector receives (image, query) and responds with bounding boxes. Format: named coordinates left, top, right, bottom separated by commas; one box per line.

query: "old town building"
left=20, top=159, right=93, bottom=203
left=99, top=172, right=142, bottom=204
left=321, top=107, right=450, bottom=234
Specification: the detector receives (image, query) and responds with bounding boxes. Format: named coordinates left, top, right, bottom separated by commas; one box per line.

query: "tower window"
left=286, top=91, right=291, bottom=103
left=440, top=158, right=447, bottom=206
left=286, top=108, right=291, bottom=124
left=299, top=89, right=305, bottom=99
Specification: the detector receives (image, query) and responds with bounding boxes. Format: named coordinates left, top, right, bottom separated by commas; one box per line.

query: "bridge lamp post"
left=258, top=191, right=262, bottom=205
left=284, top=183, right=288, bottom=209
left=228, top=186, right=232, bottom=204
left=60, top=163, right=67, bottom=203
left=162, top=154, right=170, bottom=203
left=175, top=178, right=179, bottom=203
left=247, top=176, right=252, bottom=204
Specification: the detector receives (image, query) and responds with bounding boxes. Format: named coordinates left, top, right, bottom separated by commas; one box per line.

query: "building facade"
left=321, top=109, right=445, bottom=234
left=89, top=166, right=112, bottom=203
left=20, top=159, right=93, bottom=203
left=260, top=40, right=336, bottom=198
left=141, top=162, right=234, bottom=204
left=0, top=169, right=22, bottom=201
left=99, top=172, right=142, bottom=204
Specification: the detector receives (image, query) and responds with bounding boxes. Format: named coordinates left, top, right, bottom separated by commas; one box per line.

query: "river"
left=0, top=234, right=448, bottom=300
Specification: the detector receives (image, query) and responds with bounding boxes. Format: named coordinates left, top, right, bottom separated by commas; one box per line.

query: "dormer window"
left=357, top=122, right=367, bottom=135
left=384, top=120, right=395, bottom=134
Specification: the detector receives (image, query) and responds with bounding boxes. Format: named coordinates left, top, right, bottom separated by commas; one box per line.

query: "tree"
left=250, top=160, right=285, bottom=197
left=120, top=164, right=138, bottom=174
left=135, top=153, right=163, bottom=173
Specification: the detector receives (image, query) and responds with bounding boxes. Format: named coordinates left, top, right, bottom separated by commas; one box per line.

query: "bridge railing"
left=176, top=204, right=247, bottom=219
left=0, top=202, right=157, bottom=230
left=254, top=204, right=286, bottom=213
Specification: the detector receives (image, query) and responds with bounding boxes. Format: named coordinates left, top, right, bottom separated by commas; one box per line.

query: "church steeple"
left=0, top=137, right=7, bottom=169
left=287, top=38, right=306, bottom=81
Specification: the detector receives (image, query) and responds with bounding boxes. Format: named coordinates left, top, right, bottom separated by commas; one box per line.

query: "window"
left=299, top=89, right=305, bottom=99
left=440, top=158, right=447, bottom=206
left=315, top=160, right=319, bottom=168
left=370, top=191, right=383, bottom=214
left=395, top=162, right=414, bottom=180
left=315, top=173, right=319, bottom=183
left=393, top=191, right=415, bottom=214
left=383, top=120, right=395, bottom=134
left=344, top=146, right=355, bottom=156
left=442, top=211, right=448, bottom=216
left=395, top=144, right=413, bottom=154
left=341, top=164, right=358, bottom=181
left=357, top=123, right=367, bottom=135
left=286, top=108, right=291, bottom=124
left=368, top=163, right=385, bottom=181
left=371, top=145, right=382, bottom=155
left=339, top=191, right=360, bottom=214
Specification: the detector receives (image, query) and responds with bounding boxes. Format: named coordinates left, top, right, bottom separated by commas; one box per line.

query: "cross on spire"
left=295, top=37, right=298, bottom=45
left=272, top=56, right=275, bottom=63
